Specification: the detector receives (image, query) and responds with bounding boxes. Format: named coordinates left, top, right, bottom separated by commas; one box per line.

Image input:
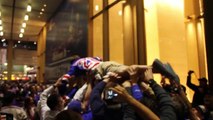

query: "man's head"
left=2, top=91, right=15, bottom=106
left=198, top=77, right=208, bottom=87
left=47, top=94, right=64, bottom=111
left=55, top=110, right=82, bottom=120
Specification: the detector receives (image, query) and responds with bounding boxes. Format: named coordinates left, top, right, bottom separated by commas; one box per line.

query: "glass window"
left=93, top=0, right=103, bottom=15
left=108, top=0, right=116, bottom=5
left=109, top=0, right=124, bottom=63
left=93, top=15, right=103, bottom=58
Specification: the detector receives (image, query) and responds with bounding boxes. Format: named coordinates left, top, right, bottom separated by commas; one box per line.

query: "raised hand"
left=103, top=72, right=121, bottom=82
left=54, top=76, right=63, bottom=87
left=144, top=68, right=154, bottom=82
left=188, top=70, right=194, bottom=75
left=110, top=84, right=131, bottom=102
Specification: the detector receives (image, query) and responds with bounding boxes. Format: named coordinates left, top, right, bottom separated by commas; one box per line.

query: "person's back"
left=1, top=106, right=27, bottom=120
left=1, top=91, right=27, bottom=120
left=37, top=77, right=65, bottom=120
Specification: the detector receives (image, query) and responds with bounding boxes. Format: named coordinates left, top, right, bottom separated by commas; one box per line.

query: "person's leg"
left=94, top=61, right=148, bottom=81
left=82, top=79, right=93, bottom=111
left=93, top=61, right=129, bottom=80
left=114, top=65, right=148, bottom=81
left=129, top=65, right=149, bottom=76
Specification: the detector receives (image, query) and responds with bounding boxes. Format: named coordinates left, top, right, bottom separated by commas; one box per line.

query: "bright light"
left=19, top=33, right=23, bottom=38
left=44, top=4, right=47, bottom=7
left=0, top=19, right=2, bottom=24
left=121, top=0, right=126, bottom=3
left=95, top=5, right=99, bottom=11
left=22, top=22, right=26, bottom=28
left=27, top=4, right=32, bottom=12
left=24, top=14, right=29, bottom=21
left=118, top=10, right=122, bottom=16
left=34, top=42, right=37, bottom=44
left=0, top=26, right=3, bottom=30
left=3, top=71, right=8, bottom=74
left=18, top=41, right=21, bottom=43
left=0, top=31, right=3, bottom=36
left=40, top=12, right=43, bottom=15
left=20, top=28, right=25, bottom=33
left=144, top=0, right=153, bottom=12
left=11, top=76, right=15, bottom=80
left=1, top=38, right=5, bottom=42
left=156, top=0, right=183, bottom=10
left=4, top=63, right=7, bottom=66
left=41, top=8, right=45, bottom=11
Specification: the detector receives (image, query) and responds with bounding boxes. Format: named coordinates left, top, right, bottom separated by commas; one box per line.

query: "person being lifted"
left=62, top=56, right=148, bottom=82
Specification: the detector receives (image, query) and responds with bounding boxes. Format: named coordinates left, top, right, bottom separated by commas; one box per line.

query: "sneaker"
left=152, top=59, right=180, bottom=83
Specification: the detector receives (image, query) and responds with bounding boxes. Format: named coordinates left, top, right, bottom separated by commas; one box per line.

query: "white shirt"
left=37, top=86, right=60, bottom=120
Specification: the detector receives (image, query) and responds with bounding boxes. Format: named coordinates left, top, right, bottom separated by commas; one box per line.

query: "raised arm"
left=111, top=84, right=160, bottom=120
left=37, top=77, right=62, bottom=120
left=144, top=68, right=177, bottom=120
left=186, top=70, right=198, bottom=91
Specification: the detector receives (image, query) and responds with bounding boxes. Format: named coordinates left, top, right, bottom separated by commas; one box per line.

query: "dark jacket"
left=89, top=81, right=123, bottom=120
left=187, top=75, right=208, bottom=107
left=149, top=79, right=177, bottom=120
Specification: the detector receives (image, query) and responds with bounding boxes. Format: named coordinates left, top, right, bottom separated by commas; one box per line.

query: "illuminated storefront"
left=89, top=0, right=207, bottom=101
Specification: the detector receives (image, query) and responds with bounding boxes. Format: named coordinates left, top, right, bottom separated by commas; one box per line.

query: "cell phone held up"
left=104, top=89, right=118, bottom=100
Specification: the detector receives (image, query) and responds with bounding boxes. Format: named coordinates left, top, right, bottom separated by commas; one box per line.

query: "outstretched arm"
left=111, top=85, right=160, bottom=120
left=37, top=77, right=62, bottom=120
left=90, top=72, right=121, bottom=120
left=82, top=73, right=94, bottom=111
left=186, top=71, right=198, bottom=91
left=144, top=68, right=177, bottom=120
left=89, top=80, right=107, bottom=120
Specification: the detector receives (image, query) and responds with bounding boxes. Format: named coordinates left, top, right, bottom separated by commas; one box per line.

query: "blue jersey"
left=67, top=57, right=101, bottom=76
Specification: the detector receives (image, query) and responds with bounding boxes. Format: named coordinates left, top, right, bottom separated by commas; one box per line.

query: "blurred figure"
left=89, top=72, right=124, bottom=120
left=0, top=91, right=27, bottom=120
left=204, top=92, right=213, bottom=120
left=62, top=56, right=148, bottom=82
left=192, top=105, right=208, bottom=120
left=37, top=77, right=65, bottom=120
left=187, top=70, right=208, bottom=107
left=24, top=96, right=36, bottom=120
left=55, top=110, right=82, bottom=120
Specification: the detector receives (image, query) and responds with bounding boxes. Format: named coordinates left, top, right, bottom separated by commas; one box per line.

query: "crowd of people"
left=0, top=57, right=213, bottom=120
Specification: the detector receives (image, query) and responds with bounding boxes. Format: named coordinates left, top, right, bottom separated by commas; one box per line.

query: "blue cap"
left=82, top=111, right=93, bottom=120
left=68, top=100, right=82, bottom=113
